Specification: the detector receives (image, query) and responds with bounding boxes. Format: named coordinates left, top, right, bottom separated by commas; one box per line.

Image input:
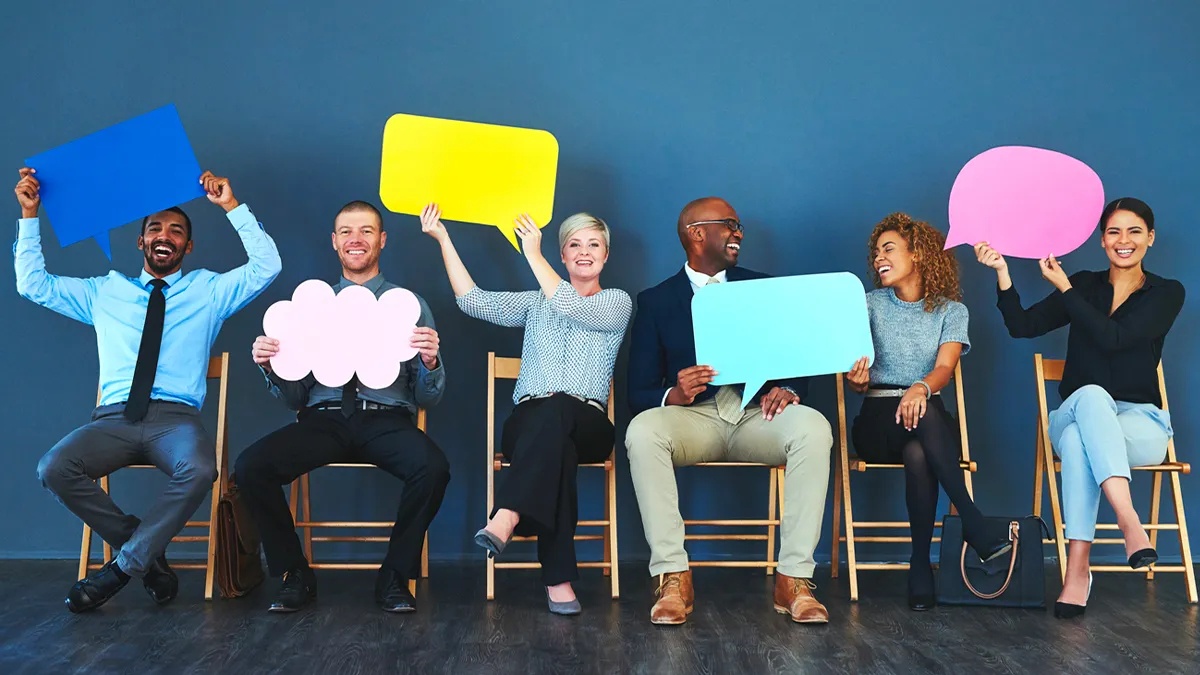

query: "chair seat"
left=493, top=453, right=612, bottom=471
left=1051, top=460, right=1190, bottom=475
left=847, top=456, right=976, bottom=472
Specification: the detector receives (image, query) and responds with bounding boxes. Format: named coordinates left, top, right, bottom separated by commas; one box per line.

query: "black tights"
left=852, top=395, right=988, bottom=592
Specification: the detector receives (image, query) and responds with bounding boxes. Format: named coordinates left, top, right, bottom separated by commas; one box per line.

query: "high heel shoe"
left=473, top=528, right=512, bottom=558
left=1053, top=572, right=1092, bottom=619
left=545, top=588, right=582, bottom=616
left=1128, top=547, right=1158, bottom=569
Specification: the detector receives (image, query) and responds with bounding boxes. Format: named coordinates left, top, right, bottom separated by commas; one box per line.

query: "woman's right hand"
left=846, top=356, right=870, bottom=393
left=420, top=203, right=449, bottom=243
left=973, top=241, right=1008, bottom=272
left=252, top=335, right=280, bottom=371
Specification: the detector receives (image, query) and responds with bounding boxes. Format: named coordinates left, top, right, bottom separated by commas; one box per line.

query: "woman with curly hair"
left=845, top=213, right=1012, bottom=611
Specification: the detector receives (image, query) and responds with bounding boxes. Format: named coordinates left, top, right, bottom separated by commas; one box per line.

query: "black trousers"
left=234, top=407, right=450, bottom=578
left=851, top=394, right=986, bottom=565
left=496, top=394, right=614, bottom=586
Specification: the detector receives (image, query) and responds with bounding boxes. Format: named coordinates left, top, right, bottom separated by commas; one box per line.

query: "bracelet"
left=912, top=380, right=932, bottom=399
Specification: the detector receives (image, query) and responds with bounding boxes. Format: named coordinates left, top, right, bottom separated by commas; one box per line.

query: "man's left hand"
left=200, top=170, right=239, bottom=212
left=411, top=326, right=440, bottom=368
left=759, top=386, right=800, bottom=421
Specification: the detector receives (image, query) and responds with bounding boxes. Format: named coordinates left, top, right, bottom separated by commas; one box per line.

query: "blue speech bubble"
left=24, top=104, right=206, bottom=260
left=693, top=272, right=875, bottom=409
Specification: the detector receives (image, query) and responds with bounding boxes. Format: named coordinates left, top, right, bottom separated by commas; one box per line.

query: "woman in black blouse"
left=974, top=198, right=1184, bottom=619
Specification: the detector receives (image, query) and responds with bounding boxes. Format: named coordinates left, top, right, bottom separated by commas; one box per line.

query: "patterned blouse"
left=457, top=279, right=632, bottom=404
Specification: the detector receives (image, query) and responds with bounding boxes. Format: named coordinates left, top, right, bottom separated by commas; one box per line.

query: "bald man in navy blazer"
left=625, top=197, right=833, bottom=626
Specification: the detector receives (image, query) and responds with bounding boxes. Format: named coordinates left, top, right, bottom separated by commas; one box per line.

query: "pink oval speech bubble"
left=946, top=146, right=1105, bottom=259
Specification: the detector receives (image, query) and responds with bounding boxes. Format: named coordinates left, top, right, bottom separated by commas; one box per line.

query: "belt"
left=312, top=399, right=402, bottom=411
left=864, top=387, right=940, bottom=398
left=519, top=392, right=606, bottom=413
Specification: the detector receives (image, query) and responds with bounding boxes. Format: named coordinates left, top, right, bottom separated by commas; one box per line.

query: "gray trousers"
left=36, top=401, right=218, bottom=578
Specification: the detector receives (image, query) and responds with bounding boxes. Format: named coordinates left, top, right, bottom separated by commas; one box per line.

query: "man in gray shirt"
left=235, top=201, right=448, bottom=614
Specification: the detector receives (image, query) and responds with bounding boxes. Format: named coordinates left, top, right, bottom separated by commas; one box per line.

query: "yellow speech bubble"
left=379, top=114, right=559, bottom=251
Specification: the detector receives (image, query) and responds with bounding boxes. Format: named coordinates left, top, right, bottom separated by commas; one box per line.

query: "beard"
left=144, top=243, right=183, bottom=275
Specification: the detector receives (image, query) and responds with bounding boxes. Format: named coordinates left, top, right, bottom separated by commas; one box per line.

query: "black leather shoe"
left=375, top=568, right=416, bottom=613
left=66, top=560, right=130, bottom=613
left=907, top=562, right=936, bottom=612
left=268, top=566, right=317, bottom=613
left=968, top=521, right=1015, bottom=563
left=143, top=555, right=179, bottom=605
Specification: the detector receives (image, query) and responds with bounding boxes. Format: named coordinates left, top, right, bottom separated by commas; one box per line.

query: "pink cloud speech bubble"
left=945, top=146, right=1105, bottom=259
left=262, top=280, right=422, bottom=389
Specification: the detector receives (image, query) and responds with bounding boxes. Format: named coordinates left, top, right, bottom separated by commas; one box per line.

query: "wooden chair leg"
left=608, top=457, right=620, bottom=599
left=766, top=467, right=779, bottom=576
left=1170, top=472, right=1197, bottom=603
left=1032, top=432, right=1045, bottom=519
left=301, top=473, right=313, bottom=562
left=1147, top=472, right=1164, bottom=582
left=602, top=463, right=612, bottom=578
left=840, top=455, right=859, bottom=601
left=203, top=476, right=220, bottom=601
left=289, top=478, right=299, bottom=521
left=1040, top=424, right=1068, bottom=582
left=486, top=465, right=496, bottom=601
left=831, top=455, right=842, bottom=579
left=78, top=523, right=93, bottom=581
left=100, top=475, right=113, bottom=564
left=421, top=533, right=430, bottom=579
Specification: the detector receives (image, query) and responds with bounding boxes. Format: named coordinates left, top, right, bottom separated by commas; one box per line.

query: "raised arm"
left=202, top=173, right=282, bottom=318
left=421, top=203, right=477, bottom=298
left=13, top=168, right=102, bottom=324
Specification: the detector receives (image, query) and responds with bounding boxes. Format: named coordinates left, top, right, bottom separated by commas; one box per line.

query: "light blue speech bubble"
left=693, top=272, right=874, bottom=409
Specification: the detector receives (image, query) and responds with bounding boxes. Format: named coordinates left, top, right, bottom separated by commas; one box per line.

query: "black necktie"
left=125, top=278, right=168, bottom=422
left=341, top=375, right=358, bottom=418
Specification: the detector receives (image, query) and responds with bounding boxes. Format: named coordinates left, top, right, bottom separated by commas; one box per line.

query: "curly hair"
left=867, top=213, right=961, bottom=312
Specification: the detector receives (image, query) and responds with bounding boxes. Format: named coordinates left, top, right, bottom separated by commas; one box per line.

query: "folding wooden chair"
left=78, top=352, right=230, bottom=600
left=1031, top=353, right=1196, bottom=603
left=486, top=352, right=619, bottom=599
left=680, top=462, right=784, bottom=574
left=830, top=363, right=978, bottom=601
left=290, top=409, right=431, bottom=596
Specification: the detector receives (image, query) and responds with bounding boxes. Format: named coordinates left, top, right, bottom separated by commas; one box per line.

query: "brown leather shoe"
left=650, top=570, right=694, bottom=625
left=773, top=573, right=829, bottom=624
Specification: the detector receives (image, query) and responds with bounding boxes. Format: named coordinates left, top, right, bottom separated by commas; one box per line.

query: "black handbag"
left=936, top=514, right=1049, bottom=609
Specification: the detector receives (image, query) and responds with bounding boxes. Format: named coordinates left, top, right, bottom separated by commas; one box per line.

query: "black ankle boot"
left=907, top=562, right=936, bottom=612
left=966, top=520, right=1014, bottom=563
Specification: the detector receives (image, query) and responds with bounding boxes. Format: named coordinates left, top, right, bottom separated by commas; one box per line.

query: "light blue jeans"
left=1049, top=385, right=1172, bottom=541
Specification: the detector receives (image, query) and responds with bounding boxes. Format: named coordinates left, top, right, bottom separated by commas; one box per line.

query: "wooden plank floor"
left=1, top=561, right=1198, bottom=674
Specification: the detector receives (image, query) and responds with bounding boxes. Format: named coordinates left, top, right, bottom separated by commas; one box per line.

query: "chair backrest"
left=1033, top=353, right=1178, bottom=463
left=486, top=352, right=616, bottom=458
left=836, top=361, right=973, bottom=463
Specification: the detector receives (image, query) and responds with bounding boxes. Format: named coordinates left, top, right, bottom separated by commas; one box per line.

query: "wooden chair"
left=680, top=462, right=784, bottom=574
left=78, top=352, right=230, bottom=600
left=1031, top=354, right=1196, bottom=603
left=830, top=363, right=978, bottom=601
left=486, top=352, right=619, bottom=599
left=289, top=409, right=431, bottom=596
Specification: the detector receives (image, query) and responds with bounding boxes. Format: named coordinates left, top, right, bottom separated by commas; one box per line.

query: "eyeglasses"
left=685, top=218, right=744, bottom=233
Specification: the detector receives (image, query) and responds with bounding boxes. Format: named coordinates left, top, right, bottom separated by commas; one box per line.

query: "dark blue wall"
left=2, top=1, right=1197, bottom=568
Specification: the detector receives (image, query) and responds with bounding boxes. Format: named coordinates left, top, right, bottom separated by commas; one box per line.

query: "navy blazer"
left=626, top=266, right=810, bottom=415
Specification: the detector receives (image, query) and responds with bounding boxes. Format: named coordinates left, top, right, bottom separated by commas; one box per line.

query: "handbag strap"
left=959, top=520, right=1020, bottom=600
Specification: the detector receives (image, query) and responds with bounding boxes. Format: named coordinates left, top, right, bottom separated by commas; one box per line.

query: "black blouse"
left=996, top=270, right=1185, bottom=407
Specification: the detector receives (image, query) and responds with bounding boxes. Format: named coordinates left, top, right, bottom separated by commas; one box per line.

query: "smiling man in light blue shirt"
left=13, top=167, right=282, bottom=613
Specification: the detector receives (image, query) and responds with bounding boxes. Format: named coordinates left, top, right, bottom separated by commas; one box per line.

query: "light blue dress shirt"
left=15, top=203, right=282, bottom=409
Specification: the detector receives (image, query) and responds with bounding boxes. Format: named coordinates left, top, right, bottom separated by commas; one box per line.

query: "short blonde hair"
left=557, top=212, right=611, bottom=250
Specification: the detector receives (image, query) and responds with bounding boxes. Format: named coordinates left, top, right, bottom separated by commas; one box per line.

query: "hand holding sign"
left=262, top=280, right=424, bottom=389
left=379, top=114, right=559, bottom=251
left=693, top=273, right=874, bottom=409
left=24, top=104, right=206, bottom=259
left=946, top=146, right=1104, bottom=259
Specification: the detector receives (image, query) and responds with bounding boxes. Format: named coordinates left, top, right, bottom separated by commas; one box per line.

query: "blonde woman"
left=422, top=204, right=631, bottom=615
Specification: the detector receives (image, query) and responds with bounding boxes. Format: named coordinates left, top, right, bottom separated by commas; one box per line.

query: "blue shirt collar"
left=138, top=268, right=183, bottom=288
